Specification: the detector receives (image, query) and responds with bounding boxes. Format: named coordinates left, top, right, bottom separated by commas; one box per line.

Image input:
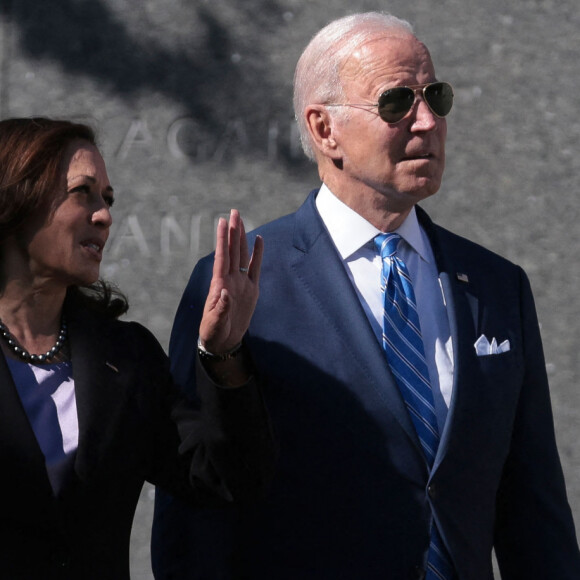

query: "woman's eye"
left=70, top=184, right=91, bottom=194
left=69, top=184, right=114, bottom=208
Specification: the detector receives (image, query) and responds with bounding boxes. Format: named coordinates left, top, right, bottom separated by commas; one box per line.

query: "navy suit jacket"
left=152, top=191, right=580, bottom=579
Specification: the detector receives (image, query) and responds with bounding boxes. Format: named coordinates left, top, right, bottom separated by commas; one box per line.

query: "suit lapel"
left=290, top=193, right=422, bottom=458
left=66, top=308, right=132, bottom=482
left=436, top=271, right=478, bottom=461
left=0, top=350, right=54, bottom=493
left=418, top=207, right=480, bottom=467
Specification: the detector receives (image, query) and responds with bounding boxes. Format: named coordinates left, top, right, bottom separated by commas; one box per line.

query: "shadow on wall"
left=3, top=0, right=306, bottom=165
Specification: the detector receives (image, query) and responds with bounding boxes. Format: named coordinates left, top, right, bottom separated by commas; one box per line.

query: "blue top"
left=7, top=358, right=77, bottom=495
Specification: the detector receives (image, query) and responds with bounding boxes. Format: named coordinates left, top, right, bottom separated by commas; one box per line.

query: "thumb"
left=214, top=288, right=231, bottom=315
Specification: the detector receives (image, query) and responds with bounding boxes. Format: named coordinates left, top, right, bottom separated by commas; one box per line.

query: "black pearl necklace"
left=0, top=317, right=68, bottom=363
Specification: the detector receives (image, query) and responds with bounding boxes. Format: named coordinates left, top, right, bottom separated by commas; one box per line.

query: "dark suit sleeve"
left=169, top=356, right=275, bottom=503
left=166, top=255, right=276, bottom=502
left=493, top=268, right=580, bottom=577
left=165, top=257, right=213, bottom=401
left=152, top=256, right=244, bottom=579
left=133, top=275, right=275, bottom=505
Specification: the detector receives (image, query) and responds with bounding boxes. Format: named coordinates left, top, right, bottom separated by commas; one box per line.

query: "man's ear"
left=304, top=105, right=340, bottom=158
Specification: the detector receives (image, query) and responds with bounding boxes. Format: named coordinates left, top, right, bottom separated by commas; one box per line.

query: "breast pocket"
left=476, top=347, right=522, bottom=376
left=471, top=347, right=525, bottom=434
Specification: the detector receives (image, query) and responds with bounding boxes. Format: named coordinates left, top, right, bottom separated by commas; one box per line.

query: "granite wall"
left=2, top=1, right=580, bottom=577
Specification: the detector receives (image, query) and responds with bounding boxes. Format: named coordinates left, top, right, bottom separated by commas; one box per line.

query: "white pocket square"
left=474, top=334, right=510, bottom=356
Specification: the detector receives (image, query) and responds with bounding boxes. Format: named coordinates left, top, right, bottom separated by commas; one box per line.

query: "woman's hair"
left=0, top=117, right=97, bottom=239
left=0, top=117, right=128, bottom=317
left=293, top=12, right=414, bottom=160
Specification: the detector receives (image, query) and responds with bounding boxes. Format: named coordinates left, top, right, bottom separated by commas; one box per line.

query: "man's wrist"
left=197, top=337, right=244, bottom=361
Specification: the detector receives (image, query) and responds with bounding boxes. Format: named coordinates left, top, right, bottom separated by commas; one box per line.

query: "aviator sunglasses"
left=326, top=81, right=454, bottom=124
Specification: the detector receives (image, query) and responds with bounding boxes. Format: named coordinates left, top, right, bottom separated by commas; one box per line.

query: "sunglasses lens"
left=377, top=82, right=454, bottom=123
left=425, top=82, right=454, bottom=117
left=377, top=88, right=415, bottom=123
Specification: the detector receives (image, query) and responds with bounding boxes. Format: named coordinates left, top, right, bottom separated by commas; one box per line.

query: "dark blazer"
left=0, top=301, right=273, bottom=580
left=152, top=191, right=580, bottom=580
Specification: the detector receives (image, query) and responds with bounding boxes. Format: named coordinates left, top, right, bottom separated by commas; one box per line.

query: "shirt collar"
left=315, top=184, right=431, bottom=262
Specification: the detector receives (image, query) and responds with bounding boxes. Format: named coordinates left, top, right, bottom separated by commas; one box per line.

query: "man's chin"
left=399, top=181, right=441, bottom=203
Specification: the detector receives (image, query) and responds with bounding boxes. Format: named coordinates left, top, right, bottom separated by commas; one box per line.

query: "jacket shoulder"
left=247, top=189, right=319, bottom=243
left=247, top=209, right=299, bottom=245
left=419, top=206, right=520, bottom=272
left=69, top=305, right=168, bottom=365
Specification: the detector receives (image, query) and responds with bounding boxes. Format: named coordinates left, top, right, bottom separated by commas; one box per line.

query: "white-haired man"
left=153, top=12, right=580, bottom=579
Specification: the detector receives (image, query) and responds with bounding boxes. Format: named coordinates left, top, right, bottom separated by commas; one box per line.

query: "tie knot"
left=375, top=233, right=401, bottom=258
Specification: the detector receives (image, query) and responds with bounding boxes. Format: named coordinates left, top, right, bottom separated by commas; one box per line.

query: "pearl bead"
left=0, top=317, right=67, bottom=363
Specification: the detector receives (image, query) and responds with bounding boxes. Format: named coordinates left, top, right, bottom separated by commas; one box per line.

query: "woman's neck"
left=0, top=281, right=67, bottom=357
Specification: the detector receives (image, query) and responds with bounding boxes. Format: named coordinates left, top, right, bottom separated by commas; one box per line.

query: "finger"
left=239, top=215, right=250, bottom=273
left=248, top=235, right=264, bottom=282
left=228, top=209, right=241, bottom=273
left=213, top=217, right=229, bottom=277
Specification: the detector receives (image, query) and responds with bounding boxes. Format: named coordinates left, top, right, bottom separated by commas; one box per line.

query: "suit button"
left=413, top=566, right=426, bottom=580
left=427, top=484, right=436, bottom=499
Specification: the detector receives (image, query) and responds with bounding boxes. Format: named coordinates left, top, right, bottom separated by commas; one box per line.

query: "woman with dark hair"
left=0, top=117, right=273, bottom=579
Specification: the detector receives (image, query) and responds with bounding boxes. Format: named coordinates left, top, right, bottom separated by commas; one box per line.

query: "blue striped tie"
left=375, top=233, right=455, bottom=580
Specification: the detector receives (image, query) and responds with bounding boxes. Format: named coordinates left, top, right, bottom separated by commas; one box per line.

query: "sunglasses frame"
left=325, top=81, right=454, bottom=125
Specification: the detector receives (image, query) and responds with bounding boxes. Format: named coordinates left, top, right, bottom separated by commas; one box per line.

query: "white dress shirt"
left=316, top=184, right=454, bottom=430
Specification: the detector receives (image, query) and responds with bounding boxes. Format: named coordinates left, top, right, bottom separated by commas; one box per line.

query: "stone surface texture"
left=2, top=1, right=580, bottom=578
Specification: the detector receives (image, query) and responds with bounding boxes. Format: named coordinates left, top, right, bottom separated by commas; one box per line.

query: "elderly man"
left=152, top=12, right=580, bottom=580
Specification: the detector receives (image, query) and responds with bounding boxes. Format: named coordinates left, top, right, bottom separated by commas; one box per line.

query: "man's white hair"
left=293, top=12, right=414, bottom=160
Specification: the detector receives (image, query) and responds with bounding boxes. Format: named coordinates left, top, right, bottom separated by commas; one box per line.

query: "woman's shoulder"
left=98, top=313, right=164, bottom=351
left=67, top=300, right=167, bottom=358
